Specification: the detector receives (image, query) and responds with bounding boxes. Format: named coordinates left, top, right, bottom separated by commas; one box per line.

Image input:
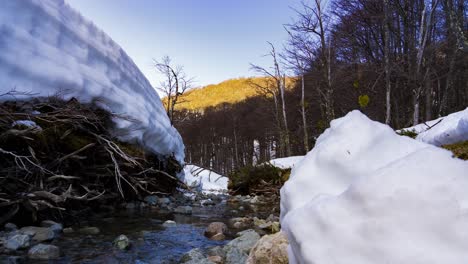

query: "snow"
left=269, top=156, right=304, bottom=169
left=281, top=110, right=468, bottom=264
left=180, top=165, right=229, bottom=194
left=12, top=120, right=42, bottom=130
left=0, top=0, right=184, bottom=162
left=400, top=107, right=468, bottom=146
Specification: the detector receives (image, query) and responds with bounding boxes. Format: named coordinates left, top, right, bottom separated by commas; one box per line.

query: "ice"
left=0, top=0, right=184, bottom=162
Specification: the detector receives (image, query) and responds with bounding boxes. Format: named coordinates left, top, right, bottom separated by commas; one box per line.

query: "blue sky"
left=65, top=0, right=299, bottom=88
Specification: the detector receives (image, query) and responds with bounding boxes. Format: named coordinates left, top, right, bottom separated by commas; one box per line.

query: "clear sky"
left=65, top=0, right=300, bottom=88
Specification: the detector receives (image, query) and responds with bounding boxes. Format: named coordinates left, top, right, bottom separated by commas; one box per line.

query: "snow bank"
left=180, top=165, right=229, bottom=194
left=401, top=107, right=468, bottom=146
left=0, top=0, right=184, bottom=162
left=269, top=156, right=304, bottom=169
left=281, top=110, right=468, bottom=264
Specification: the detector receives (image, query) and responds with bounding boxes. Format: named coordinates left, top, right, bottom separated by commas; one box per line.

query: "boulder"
left=5, top=234, right=31, bottom=250
left=204, top=222, right=228, bottom=240
left=113, top=234, right=131, bottom=250
left=246, top=231, right=289, bottom=264
left=174, top=206, right=192, bottom=215
left=20, top=227, right=56, bottom=242
left=144, top=196, right=158, bottom=205
left=224, top=229, right=260, bottom=264
left=162, top=220, right=176, bottom=227
left=28, top=244, right=60, bottom=260
left=4, top=223, right=17, bottom=232
left=179, top=248, right=214, bottom=264
left=40, top=220, right=63, bottom=234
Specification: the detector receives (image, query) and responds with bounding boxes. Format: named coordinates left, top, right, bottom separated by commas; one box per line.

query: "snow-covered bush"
left=281, top=110, right=468, bottom=264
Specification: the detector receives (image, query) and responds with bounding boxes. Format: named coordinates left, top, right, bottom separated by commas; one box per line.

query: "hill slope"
left=172, top=77, right=296, bottom=111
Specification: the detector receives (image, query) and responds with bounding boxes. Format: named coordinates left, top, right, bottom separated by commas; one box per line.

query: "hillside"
left=171, top=77, right=296, bottom=111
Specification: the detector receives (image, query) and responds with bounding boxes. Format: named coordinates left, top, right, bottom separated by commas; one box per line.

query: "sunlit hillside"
left=168, top=77, right=296, bottom=111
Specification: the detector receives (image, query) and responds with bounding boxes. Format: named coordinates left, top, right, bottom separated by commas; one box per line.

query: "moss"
left=442, top=141, right=468, bottom=160
left=398, top=129, right=418, bottom=139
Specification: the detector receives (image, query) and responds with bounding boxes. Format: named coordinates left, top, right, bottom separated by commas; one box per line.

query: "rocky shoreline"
left=0, top=192, right=288, bottom=263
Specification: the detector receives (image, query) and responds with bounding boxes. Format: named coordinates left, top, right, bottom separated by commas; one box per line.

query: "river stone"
left=246, top=231, right=289, bottom=264
left=144, top=195, right=158, bottom=205
left=63, top=227, right=74, bottom=234
left=157, top=197, right=171, bottom=205
left=179, top=248, right=214, bottom=264
left=207, top=255, right=223, bottom=264
left=40, top=220, right=63, bottom=234
left=204, top=222, right=228, bottom=240
left=113, top=234, right=131, bottom=250
left=28, top=244, right=60, bottom=260
left=4, top=223, right=17, bottom=232
left=78, top=227, right=100, bottom=235
left=224, top=229, right=260, bottom=264
left=207, top=246, right=226, bottom=258
left=249, top=196, right=260, bottom=204
left=174, top=206, right=192, bottom=215
left=5, top=234, right=31, bottom=250
left=162, top=220, right=176, bottom=227
left=20, top=227, right=55, bottom=242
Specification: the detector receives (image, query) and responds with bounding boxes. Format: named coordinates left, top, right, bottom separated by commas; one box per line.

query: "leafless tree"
left=154, top=56, right=193, bottom=124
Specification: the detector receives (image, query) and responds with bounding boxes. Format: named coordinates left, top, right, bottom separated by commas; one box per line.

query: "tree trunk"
left=301, top=74, right=309, bottom=152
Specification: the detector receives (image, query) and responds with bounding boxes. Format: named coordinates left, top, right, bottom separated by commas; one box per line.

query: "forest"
left=168, top=0, right=467, bottom=175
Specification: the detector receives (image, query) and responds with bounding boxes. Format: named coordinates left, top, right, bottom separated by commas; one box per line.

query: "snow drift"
left=401, top=107, right=468, bottom=146
left=269, top=156, right=304, bottom=169
left=181, top=165, right=228, bottom=194
left=0, top=0, right=184, bottom=162
left=281, top=110, right=468, bottom=264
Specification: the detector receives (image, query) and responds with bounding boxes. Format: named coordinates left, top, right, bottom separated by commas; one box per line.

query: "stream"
left=1, top=194, right=278, bottom=264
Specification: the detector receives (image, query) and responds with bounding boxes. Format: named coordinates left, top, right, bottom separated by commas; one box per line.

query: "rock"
left=201, top=199, right=216, bottom=206
left=144, top=195, right=158, bottom=205
left=157, top=197, right=171, bottom=205
left=207, top=246, right=226, bottom=258
left=174, top=205, right=192, bottom=215
left=125, top=202, right=137, bottom=209
left=249, top=196, right=260, bottom=204
left=4, top=256, right=26, bottom=264
left=40, top=220, right=63, bottom=234
left=113, top=234, right=131, bottom=250
left=28, top=244, right=60, bottom=260
left=78, top=227, right=100, bottom=235
left=204, top=222, right=228, bottom=240
left=19, top=227, right=56, bottom=242
left=162, top=220, right=176, bottom=227
left=63, top=227, right=74, bottom=234
left=5, top=234, right=31, bottom=250
left=179, top=248, right=214, bottom=264
left=224, top=229, right=260, bottom=264
left=229, top=217, right=252, bottom=230
left=246, top=231, right=289, bottom=264
left=210, top=233, right=226, bottom=241
left=4, top=223, right=17, bottom=232
left=208, top=255, right=223, bottom=264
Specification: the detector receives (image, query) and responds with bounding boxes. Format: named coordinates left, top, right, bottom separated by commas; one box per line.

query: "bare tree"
left=154, top=56, right=193, bottom=124
left=251, top=43, right=292, bottom=157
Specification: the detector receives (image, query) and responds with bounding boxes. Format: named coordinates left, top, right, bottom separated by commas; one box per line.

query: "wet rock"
left=157, top=197, right=171, bottom=205
left=63, top=227, right=74, bottom=234
left=124, top=202, right=137, bottom=209
left=4, top=256, right=26, bottom=264
left=246, top=231, right=289, bottom=264
left=4, top=223, right=17, bottom=232
left=19, top=227, right=56, bottom=242
left=162, top=220, right=176, bottom=227
left=208, top=255, right=223, bottom=264
left=204, top=222, right=228, bottom=240
left=144, top=195, right=158, bottom=205
left=174, top=205, right=192, bottom=215
left=179, top=248, right=214, bottom=264
left=224, top=229, right=260, bottom=264
left=113, top=234, right=131, bottom=250
left=201, top=199, right=216, bottom=206
left=229, top=217, right=252, bottom=230
left=28, top=244, right=60, bottom=260
left=78, top=227, right=100, bottom=235
left=40, top=220, right=63, bottom=234
left=207, top=246, right=226, bottom=258
left=5, top=234, right=30, bottom=250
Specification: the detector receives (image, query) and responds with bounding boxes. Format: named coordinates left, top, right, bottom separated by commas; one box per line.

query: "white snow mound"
left=269, top=156, right=304, bottom=169
left=281, top=110, right=468, bottom=264
left=0, top=0, right=184, bottom=162
left=181, top=165, right=228, bottom=194
left=401, top=107, right=468, bottom=146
